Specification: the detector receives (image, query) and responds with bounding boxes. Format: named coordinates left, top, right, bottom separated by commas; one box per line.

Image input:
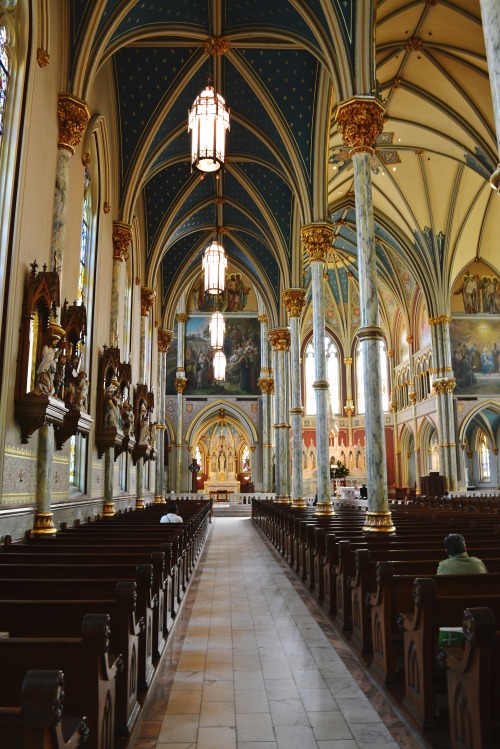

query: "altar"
left=205, top=474, right=240, bottom=495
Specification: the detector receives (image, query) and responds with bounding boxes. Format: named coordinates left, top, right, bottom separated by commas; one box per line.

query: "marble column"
left=52, top=95, right=90, bottom=275
left=174, top=313, right=188, bottom=493
left=155, top=329, right=173, bottom=503
left=301, top=223, right=334, bottom=516
left=406, top=335, right=421, bottom=494
left=269, top=328, right=291, bottom=502
left=343, top=357, right=354, bottom=451
left=102, top=222, right=133, bottom=518
left=31, top=425, right=57, bottom=536
left=258, top=375, right=274, bottom=493
left=387, top=350, right=401, bottom=489
left=110, top=222, right=132, bottom=346
left=174, top=377, right=187, bottom=492
left=479, top=0, right=500, bottom=192
left=335, top=97, right=394, bottom=533
left=257, top=314, right=273, bottom=492
left=283, top=288, right=307, bottom=508
left=136, top=287, right=156, bottom=509
left=429, top=314, right=459, bottom=490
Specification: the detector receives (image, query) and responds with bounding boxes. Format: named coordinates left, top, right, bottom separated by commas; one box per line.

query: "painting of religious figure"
left=451, top=263, right=500, bottom=315
left=165, top=316, right=261, bottom=395
left=449, top=316, right=500, bottom=395
left=189, top=271, right=253, bottom=313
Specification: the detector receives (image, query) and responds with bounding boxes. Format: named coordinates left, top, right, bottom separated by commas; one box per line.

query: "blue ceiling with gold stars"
left=69, top=1, right=355, bottom=317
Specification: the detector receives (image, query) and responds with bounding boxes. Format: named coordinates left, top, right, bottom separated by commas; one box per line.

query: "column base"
left=274, top=495, right=291, bottom=503
left=31, top=512, right=57, bottom=537
left=362, top=510, right=396, bottom=534
left=291, top=498, right=307, bottom=509
left=136, top=497, right=145, bottom=510
left=314, top=502, right=335, bottom=516
left=102, top=500, right=115, bottom=517
left=153, top=495, right=166, bottom=504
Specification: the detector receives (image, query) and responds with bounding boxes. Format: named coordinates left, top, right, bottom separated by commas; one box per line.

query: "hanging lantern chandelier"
left=213, top=349, right=226, bottom=382
left=209, top=311, right=225, bottom=350
left=203, top=238, right=227, bottom=295
left=188, top=85, right=230, bottom=173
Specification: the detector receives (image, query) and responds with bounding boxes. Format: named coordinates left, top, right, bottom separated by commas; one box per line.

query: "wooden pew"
left=0, top=582, right=140, bottom=737
left=0, top=562, right=156, bottom=691
left=0, top=670, right=89, bottom=749
left=0, top=614, right=120, bottom=749
left=439, top=606, right=500, bottom=749
left=399, top=578, right=500, bottom=731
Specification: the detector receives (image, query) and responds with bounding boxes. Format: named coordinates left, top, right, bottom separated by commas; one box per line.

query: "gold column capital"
left=176, top=312, right=189, bottom=324
left=283, top=288, right=306, bottom=318
left=301, top=223, right=333, bottom=264
left=57, top=94, right=90, bottom=155
left=387, top=349, right=394, bottom=358
left=174, top=377, right=187, bottom=394
left=258, top=313, right=268, bottom=324
left=335, top=96, right=385, bottom=155
left=258, top=377, right=275, bottom=395
left=344, top=357, right=353, bottom=366
left=141, top=287, right=156, bottom=316
left=112, top=221, right=132, bottom=261
left=428, top=314, right=451, bottom=326
left=158, top=328, right=174, bottom=353
left=433, top=377, right=456, bottom=395
left=269, top=327, right=291, bottom=352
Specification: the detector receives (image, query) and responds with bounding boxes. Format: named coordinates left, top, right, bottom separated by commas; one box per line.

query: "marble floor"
left=127, top=517, right=426, bottom=749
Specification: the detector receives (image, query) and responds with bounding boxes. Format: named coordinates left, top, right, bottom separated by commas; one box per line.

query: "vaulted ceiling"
left=70, top=0, right=497, bottom=333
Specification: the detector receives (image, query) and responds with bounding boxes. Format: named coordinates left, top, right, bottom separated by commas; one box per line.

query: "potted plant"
left=330, top=460, right=350, bottom=484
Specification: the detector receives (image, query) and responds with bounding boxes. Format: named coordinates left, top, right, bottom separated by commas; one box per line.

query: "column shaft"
left=311, top=260, right=330, bottom=505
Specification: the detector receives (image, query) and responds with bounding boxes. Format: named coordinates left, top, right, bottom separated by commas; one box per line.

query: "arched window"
left=356, top=340, right=389, bottom=415
left=0, top=24, right=9, bottom=141
left=304, top=335, right=340, bottom=415
left=78, top=168, right=91, bottom=302
left=479, top=432, right=490, bottom=482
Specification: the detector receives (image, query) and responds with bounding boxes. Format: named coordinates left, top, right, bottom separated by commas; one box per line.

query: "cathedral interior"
left=0, top=0, right=499, bottom=537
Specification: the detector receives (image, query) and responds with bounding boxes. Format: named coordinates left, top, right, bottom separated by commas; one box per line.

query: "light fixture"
left=213, top=350, right=226, bottom=382
left=210, top=311, right=225, bottom=349
left=202, top=238, right=227, bottom=294
left=188, top=85, right=230, bottom=173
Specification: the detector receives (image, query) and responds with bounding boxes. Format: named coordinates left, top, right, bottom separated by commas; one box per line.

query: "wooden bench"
left=439, top=606, right=500, bottom=749
left=399, top=578, right=500, bottom=730
left=0, top=561, right=157, bottom=691
left=0, top=614, right=120, bottom=749
left=0, top=582, right=141, bottom=737
left=0, top=670, right=89, bottom=749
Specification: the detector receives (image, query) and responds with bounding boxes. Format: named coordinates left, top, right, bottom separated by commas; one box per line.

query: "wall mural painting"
left=190, top=271, right=253, bottom=313
left=166, top=316, right=261, bottom=395
left=451, top=261, right=500, bottom=315
left=450, top=317, right=500, bottom=395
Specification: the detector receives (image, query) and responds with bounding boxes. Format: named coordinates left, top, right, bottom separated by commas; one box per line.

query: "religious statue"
left=121, top=399, right=134, bottom=437
left=189, top=458, right=200, bottom=492
left=138, top=403, right=149, bottom=444
left=74, top=371, right=89, bottom=412
left=104, top=382, right=121, bottom=427
left=148, top=421, right=157, bottom=449
left=32, top=333, right=65, bottom=395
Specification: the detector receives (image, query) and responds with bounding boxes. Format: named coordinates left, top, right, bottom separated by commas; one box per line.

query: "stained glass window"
left=0, top=25, right=9, bottom=137
left=79, top=169, right=90, bottom=301
left=479, top=432, right=490, bottom=482
left=356, top=340, right=389, bottom=415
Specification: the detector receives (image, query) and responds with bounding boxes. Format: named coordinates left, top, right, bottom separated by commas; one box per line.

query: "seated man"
left=160, top=501, right=183, bottom=524
left=437, top=533, right=488, bottom=574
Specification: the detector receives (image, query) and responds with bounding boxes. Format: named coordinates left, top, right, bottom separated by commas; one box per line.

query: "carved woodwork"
left=94, top=345, right=132, bottom=459
left=14, top=262, right=69, bottom=443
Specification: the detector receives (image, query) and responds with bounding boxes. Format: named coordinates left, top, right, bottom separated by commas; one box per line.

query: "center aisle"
left=128, top=516, right=422, bottom=749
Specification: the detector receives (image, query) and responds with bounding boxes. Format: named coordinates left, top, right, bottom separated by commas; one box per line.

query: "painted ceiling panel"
left=169, top=204, right=215, bottom=245
left=168, top=176, right=218, bottom=238
left=236, top=48, right=318, bottom=182
left=237, top=162, right=292, bottom=255
left=228, top=120, right=282, bottom=171
left=114, top=45, right=201, bottom=183
left=223, top=0, right=320, bottom=47
left=231, top=231, right=279, bottom=299
left=145, top=162, right=193, bottom=249
left=109, top=0, right=207, bottom=43
left=222, top=203, right=267, bottom=242
left=161, top=230, right=206, bottom=304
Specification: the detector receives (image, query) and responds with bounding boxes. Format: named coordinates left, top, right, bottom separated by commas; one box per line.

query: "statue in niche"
left=121, top=399, right=134, bottom=436
left=33, top=333, right=65, bottom=395
left=104, top=382, right=121, bottom=427
left=74, top=371, right=89, bottom=411
left=211, top=452, right=217, bottom=473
